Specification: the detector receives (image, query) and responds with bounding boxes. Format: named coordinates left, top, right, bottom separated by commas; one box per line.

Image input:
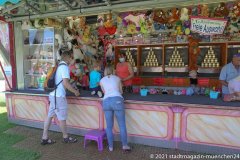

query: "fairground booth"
left=0, top=0, right=240, bottom=155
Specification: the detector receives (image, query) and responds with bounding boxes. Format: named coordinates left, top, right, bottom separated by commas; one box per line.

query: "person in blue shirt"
left=219, top=53, right=240, bottom=95
left=89, top=63, right=103, bottom=97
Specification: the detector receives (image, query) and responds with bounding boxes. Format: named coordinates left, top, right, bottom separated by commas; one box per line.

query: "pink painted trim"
left=170, top=105, right=185, bottom=113
left=181, top=108, right=240, bottom=149
left=6, top=94, right=15, bottom=118
left=9, top=95, right=104, bottom=130
left=0, top=62, right=12, bottom=90
left=12, top=95, right=49, bottom=122
left=6, top=95, right=10, bottom=117
left=0, top=18, right=16, bottom=89
left=67, top=99, right=104, bottom=130
left=172, top=137, right=181, bottom=142
left=190, top=16, right=228, bottom=22
left=113, top=103, right=174, bottom=140
left=9, top=21, right=16, bottom=89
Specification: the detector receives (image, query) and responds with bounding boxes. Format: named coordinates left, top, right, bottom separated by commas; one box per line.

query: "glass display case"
left=22, top=27, right=55, bottom=90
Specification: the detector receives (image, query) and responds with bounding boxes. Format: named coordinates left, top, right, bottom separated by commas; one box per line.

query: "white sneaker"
left=91, top=91, right=96, bottom=95
left=109, top=147, right=113, bottom=152
left=97, top=91, right=103, bottom=97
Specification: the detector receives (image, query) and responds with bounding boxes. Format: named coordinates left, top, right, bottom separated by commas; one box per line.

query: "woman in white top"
left=100, top=65, right=131, bottom=152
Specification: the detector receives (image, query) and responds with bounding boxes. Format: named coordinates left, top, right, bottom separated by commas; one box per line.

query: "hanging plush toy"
left=153, top=9, right=168, bottom=24
left=79, top=16, right=86, bottom=29
left=64, top=28, right=74, bottom=42
left=72, top=16, right=80, bottom=29
left=71, top=39, right=85, bottom=60
left=98, top=26, right=107, bottom=37
left=22, top=20, right=32, bottom=30
left=105, top=12, right=117, bottom=36
left=82, top=25, right=91, bottom=44
left=44, top=18, right=62, bottom=28
left=104, top=12, right=113, bottom=28
left=180, top=8, right=189, bottom=21
left=105, top=42, right=114, bottom=60
left=34, top=19, right=44, bottom=28
left=127, top=24, right=137, bottom=34
left=214, top=2, right=229, bottom=17
left=232, top=1, right=240, bottom=17
left=55, top=34, right=63, bottom=60
left=97, top=14, right=104, bottom=27
left=183, top=20, right=191, bottom=35
left=139, top=19, right=148, bottom=34
left=69, top=59, right=83, bottom=89
left=168, top=8, right=180, bottom=24
left=175, top=21, right=183, bottom=35
left=144, top=10, right=154, bottom=31
left=66, top=17, right=74, bottom=29
left=191, top=5, right=201, bottom=16
left=200, top=4, right=209, bottom=17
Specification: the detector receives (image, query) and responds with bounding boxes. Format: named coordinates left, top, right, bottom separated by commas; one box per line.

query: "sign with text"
left=190, top=16, right=227, bottom=35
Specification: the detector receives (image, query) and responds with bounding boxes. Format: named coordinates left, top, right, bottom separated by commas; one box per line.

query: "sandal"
left=122, top=146, right=131, bottom=152
left=41, top=138, right=56, bottom=145
left=63, top=136, right=78, bottom=143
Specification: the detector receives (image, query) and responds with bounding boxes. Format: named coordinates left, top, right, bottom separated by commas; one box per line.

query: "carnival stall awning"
left=0, top=0, right=20, bottom=5
left=0, top=0, right=235, bottom=21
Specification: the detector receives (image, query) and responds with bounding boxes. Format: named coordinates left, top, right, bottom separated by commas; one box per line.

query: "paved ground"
left=4, top=126, right=213, bottom=160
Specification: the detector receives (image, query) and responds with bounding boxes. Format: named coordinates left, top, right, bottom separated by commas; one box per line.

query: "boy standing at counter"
left=41, top=50, right=80, bottom=145
left=89, top=63, right=103, bottom=97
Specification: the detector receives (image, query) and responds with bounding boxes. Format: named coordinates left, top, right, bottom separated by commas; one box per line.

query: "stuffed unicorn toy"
left=124, top=14, right=146, bottom=31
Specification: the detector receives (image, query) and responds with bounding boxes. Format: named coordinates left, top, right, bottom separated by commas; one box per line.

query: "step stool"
left=84, top=130, right=106, bottom=151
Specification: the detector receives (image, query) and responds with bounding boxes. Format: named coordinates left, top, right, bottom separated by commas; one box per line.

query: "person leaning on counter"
left=219, top=53, right=240, bottom=96
left=115, top=52, right=134, bottom=93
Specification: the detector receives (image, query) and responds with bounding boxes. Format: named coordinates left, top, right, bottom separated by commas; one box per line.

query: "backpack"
left=44, top=63, right=67, bottom=92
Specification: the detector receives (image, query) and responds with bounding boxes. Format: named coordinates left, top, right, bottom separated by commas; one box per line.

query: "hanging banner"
left=190, top=16, right=227, bottom=35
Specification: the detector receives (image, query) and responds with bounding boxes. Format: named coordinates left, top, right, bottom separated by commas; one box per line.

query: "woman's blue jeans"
left=102, top=96, right=128, bottom=148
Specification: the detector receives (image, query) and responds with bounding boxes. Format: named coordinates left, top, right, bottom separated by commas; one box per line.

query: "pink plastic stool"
left=84, top=130, right=106, bottom=151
